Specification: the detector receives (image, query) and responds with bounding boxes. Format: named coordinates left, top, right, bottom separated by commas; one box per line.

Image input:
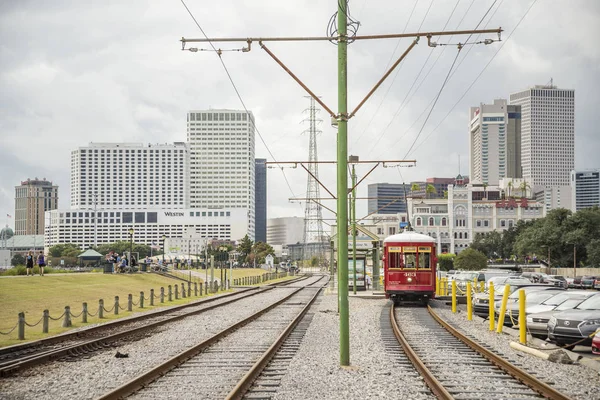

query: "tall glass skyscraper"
left=255, top=158, right=267, bottom=242
left=367, top=183, right=410, bottom=215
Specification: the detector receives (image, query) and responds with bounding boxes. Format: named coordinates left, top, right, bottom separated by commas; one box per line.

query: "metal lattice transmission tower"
left=302, top=97, right=326, bottom=267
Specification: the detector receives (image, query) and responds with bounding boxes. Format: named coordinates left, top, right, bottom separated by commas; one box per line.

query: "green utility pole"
left=210, top=255, right=214, bottom=287
left=330, top=240, right=335, bottom=287
left=351, top=163, right=357, bottom=295
left=336, top=0, right=350, bottom=366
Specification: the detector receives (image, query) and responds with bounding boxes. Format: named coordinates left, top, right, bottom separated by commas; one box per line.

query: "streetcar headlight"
left=407, top=277, right=413, bottom=283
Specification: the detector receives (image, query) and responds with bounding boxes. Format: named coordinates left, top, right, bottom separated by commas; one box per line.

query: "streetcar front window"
left=418, top=252, right=431, bottom=269
left=403, top=252, right=416, bottom=269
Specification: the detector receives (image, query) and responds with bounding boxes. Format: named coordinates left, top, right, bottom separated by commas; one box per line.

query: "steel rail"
left=390, top=305, right=453, bottom=400
left=0, top=274, right=305, bottom=360
left=96, top=280, right=323, bottom=400
left=225, top=280, right=326, bottom=399
left=427, top=306, right=572, bottom=400
left=0, top=285, right=284, bottom=376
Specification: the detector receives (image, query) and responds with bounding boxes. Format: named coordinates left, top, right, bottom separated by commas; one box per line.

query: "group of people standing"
left=25, top=250, right=46, bottom=276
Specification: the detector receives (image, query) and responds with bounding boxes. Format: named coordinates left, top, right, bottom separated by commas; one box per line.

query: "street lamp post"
left=128, top=228, right=134, bottom=266
left=162, top=234, right=167, bottom=267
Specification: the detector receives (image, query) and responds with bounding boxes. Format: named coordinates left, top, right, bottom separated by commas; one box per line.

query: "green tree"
left=470, top=231, right=502, bottom=259
left=443, top=190, right=448, bottom=199
left=426, top=184, right=436, bottom=199
left=519, top=180, right=531, bottom=198
left=237, top=234, right=253, bottom=263
left=11, top=253, right=25, bottom=266
left=251, top=241, right=275, bottom=264
left=49, top=243, right=81, bottom=257
left=454, top=248, right=487, bottom=270
left=586, top=239, right=600, bottom=267
left=437, top=253, right=455, bottom=271
left=410, top=183, right=421, bottom=197
left=310, top=255, right=320, bottom=267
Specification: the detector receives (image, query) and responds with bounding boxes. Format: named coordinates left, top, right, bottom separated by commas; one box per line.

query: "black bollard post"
left=82, top=302, right=88, bottom=323
left=175, top=285, right=179, bottom=300
left=114, top=296, right=119, bottom=315
left=161, top=287, right=165, bottom=303
left=43, top=309, right=49, bottom=333
left=188, top=281, right=191, bottom=297
left=62, top=306, right=72, bottom=327
left=140, top=292, right=144, bottom=309
left=18, top=312, right=25, bottom=340
left=99, top=299, right=104, bottom=319
left=194, top=282, right=198, bottom=297
left=150, top=289, right=155, bottom=306
left=128, top=294, right=133, bottom=312
left=168, top=285, right=172, bottom=302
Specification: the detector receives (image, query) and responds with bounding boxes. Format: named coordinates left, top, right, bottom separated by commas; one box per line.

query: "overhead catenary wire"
left=361, top=0, right=465, bottom=156
left=407, top=0, right=538, bottom=157
left=351, top=0, right=427, bottom=149
left=372, top=0, right=502, bottom=159
left=179, top=0, right=304, bottom=212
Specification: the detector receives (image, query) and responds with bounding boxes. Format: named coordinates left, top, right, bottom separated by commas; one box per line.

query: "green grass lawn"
left=0, top=269, right=290, bottom=348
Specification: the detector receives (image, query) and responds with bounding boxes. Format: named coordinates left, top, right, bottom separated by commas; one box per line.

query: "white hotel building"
left=46, top=109, right=257, bottom=251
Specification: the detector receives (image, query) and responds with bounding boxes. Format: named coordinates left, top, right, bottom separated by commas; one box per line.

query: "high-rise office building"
left=15, top=178, right=58, bottom=235
left=367, top=183, right=410, bottom=215
left=509, top=85, right=574, bottom=188
left=70, top=142, right=189, bottom=210
left=187, top=109, right=256, bottom=239
left=571, top=169, right=600, bottom=211
left=255, top=158, right=267, bottom=243
left=469, top=99, right=522, bottom=185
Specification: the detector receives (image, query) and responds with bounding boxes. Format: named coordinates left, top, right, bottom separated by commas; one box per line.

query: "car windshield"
left=556, top=298, right=588, bottom=311
left=550, top=275, right=565, bottom=280
left=540, top=292, right=580, bottom=306
left=575, top=294, right=600, bottom=310
left=508, top=287, right=552, bottom=299
left=455, top=272, right=479, bottom=280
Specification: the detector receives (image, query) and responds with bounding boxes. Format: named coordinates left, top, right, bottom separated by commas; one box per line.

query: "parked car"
left=547, top=294, right=600, bottom=349
left=497, top=289, right=566, bottom=326
left=527, top=293, right=599, bottom=339
left=521, top=272, right=543, bottom=283
left=572, top=276, right=583, bottom=288
left=566, top=277, right=575, bottom=288
left=594, top=278, right=600, bottom=290
left=472, top=283, right=555, bottom=318
left=547, top=275, right=568, bottom=289
left=592, top=329, right=600, bottom=355
left=582, top=276, right=598, bottom=289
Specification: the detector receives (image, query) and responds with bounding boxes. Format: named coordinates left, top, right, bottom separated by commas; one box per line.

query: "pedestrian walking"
left=36, top=251, right=46, bottom=276
left=365, top=274, right=372, bottom=290
left=25, top=251, right=34, bottom=276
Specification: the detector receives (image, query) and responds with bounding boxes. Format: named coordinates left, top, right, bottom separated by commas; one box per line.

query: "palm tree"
left=411, top=183, right=421, bottom=198
left=482, top=183, right=488, bottom=199
left=519, top=180, right=531, bottom=198
left=426, top=184, right=436, bottom=199
left=507, top=180, right=513, bottom=198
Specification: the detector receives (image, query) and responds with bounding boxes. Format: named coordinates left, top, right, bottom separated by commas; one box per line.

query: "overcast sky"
left=1, top=0, right=599, bottom=230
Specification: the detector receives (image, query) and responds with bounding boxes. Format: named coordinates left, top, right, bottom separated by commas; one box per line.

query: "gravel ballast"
left=0, top=287, right=302, bottom=400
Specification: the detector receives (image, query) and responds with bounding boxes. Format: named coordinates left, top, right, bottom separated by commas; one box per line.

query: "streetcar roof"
left=383, top=231, right=436, bottom=244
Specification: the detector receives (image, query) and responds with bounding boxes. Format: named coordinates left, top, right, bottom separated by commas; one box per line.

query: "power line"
left=362, top=0, right=465, bottom=156
left=372, top=0, right=501, bottom=159
left=179, top=0, right=304, bottom=212
left=351, top=0, right=429, bottom=150
left=407, top=0, right=538, bottom=157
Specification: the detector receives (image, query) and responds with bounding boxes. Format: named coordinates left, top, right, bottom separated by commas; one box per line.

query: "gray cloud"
left=1, top=0, right=598, bottom=228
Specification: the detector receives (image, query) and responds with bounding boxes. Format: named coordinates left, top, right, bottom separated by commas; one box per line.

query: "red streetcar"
left=383, top=231, right=437, bottom=304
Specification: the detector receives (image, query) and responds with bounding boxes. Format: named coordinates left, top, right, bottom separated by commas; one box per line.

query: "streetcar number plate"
left=404, top=272, right=417, bottom=277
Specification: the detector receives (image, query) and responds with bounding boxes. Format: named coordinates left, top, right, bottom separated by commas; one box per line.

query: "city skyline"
left=1, top=1, right=599, bottom=229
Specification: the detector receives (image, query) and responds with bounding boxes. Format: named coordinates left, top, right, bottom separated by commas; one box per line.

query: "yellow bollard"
left=519, top=289, right=527, bottom=344
left=436, top=277, right=440, bottom=296
left=496, top=284, right=511, bottom=333
left=466, top=282, right=472, bottom=321
left=473, top=278, right=478, bottom=293
left=451, top=280, right=457, bottom=313
left=489, top=282, right=495, bottom=331
left=480, top=281, right=485, bottom=293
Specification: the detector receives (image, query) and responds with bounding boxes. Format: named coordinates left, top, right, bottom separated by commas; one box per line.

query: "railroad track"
left=97, top=275, right=327, bottom=399
left=0, top=275, right=308, bottom=377
left=390, top=303, right=572, bottom=400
